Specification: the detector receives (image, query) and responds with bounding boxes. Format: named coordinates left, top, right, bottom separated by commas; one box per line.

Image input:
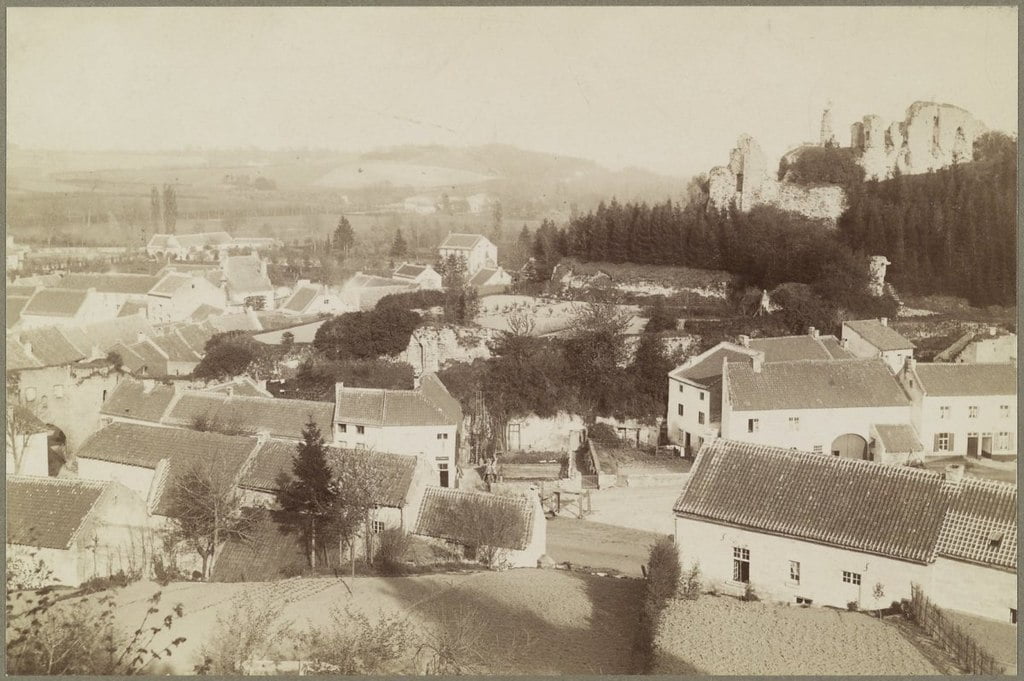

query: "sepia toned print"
left=4, top=5, right=1018, bottom=676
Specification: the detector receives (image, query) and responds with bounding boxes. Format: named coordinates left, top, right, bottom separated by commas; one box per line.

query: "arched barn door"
left=831, top=433, right=868, bottom=460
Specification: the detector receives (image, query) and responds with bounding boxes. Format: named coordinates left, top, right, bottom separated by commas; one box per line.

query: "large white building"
left=438, top=233, right=498, bottom=277
left=673, top=439, right=1017, bottom=623
left=897, top=360, right=1017, bottom=460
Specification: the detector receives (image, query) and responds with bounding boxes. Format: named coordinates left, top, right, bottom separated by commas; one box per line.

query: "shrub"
left=847, top=600, right=860, bottom=612
left=646, top=536, right=681, bottom=604
left=681, top=562, right=702, bottom=600
left=77, top=570, right=132, bottom=595
left=375, top=528, right=412, bottom=576
left=197, top=593, right=295, bottom=675
left=741, top=582, right=759, bottom=602
left=297, top=606, right=410, bottom=675
left=376, top=289, right=446, bottom=312
left=587, top=422, right=619, bottom=443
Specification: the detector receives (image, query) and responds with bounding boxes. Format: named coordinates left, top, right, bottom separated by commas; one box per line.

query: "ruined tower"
left=820, top=102, right=837, bottom=147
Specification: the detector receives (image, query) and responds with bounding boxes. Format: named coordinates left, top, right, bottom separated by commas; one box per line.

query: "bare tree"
left=6, top=404, right=44, bottom=476
left=327, top=448, right=388, bottom=578
left=162, top=458, right=256, bottom=580
left=506, top=310, right=536, bottom=337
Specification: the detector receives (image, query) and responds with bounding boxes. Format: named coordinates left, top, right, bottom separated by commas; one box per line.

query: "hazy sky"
left=7, top=6, right=1018, bottom=177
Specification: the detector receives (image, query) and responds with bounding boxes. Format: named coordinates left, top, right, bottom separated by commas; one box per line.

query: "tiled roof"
left=935, top=478, right=1016, bottom=570
left=10, top=405, right=50, bottom=434
left=7, top=476, right=110, bottom=549
left=349, top=273, right=413, bottom=289
left=673, top=440, right=954, bottom=564
left=100, top=378, right=179, bottom=422
left=208, top=312, right=262, bottom=332
left=394, top=263, right=430, bottom=279
left=912, top=363, right=1016, bottom=397
left=726, top=358, right=910, bottom=411
left=439, top=233, right=487, bottom=250
left=239, top=439, right=417, bottom=508
left=22, top=288, right=89, bottom=318
left=224, top=255, right=272, bottom=295
left=933, top=331, right=977, bottom=363
left=6, top=337, right=41, bottom=371
left=669, top=344, right=754, bottom=387
left=211, top=508, right=338, bottom=582
left=281, top=285, right=319, bottom=313
left=334, top=378, right=461, bottom=427
left=17, top=327, right=87, bottom=367
left=6, top=285, right=39, bottom=297
left=7, top=296, right=29, bottom=327
left=874, top=424, right=924, bottom=453
left=152, top=331, right=202, bottom=363
left=108, top=341, right=149, bottom=373
left=819, top=336, right=856, bottom=359
left=843, top=319, right=915, bottom=351
left=174, top=322, right=216, bottom=354
left=468, top=267, right=499, bottom=287
left=61, top=273, right=160, bottom=295
left=190, top=304, right=223, bottom=322
left=748, top=334, right=847, bottom=362
left=77, top=421, right=257, bottom=470
left=77, top=316, right=158, bottom=353
left=414, top=487, right=535, bottom=551
left=204, top=377, right=272, bottom=398
left=164, top=391, right=334, bottom=440
left=148, top=273, right=193, bottom=298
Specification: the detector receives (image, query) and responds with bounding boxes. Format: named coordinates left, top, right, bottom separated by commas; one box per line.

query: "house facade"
left=841, top=318, right=915, bottom=374
left=393, top=263, right=443, bottom=290
left=437, top=233, right=498, bottom=276
left=60, top=273, right=162, bottom=319
left=467, top=266, right=513, bottom=295
left=896, top=360, right=1017, bottom=459
left=222, top=253, right=275, bottom=311
left=674, top=440, right=1017, bottom=622
left=147, top=272, right=226, bottom=323
left=935, top=328, right=1017, bottom=364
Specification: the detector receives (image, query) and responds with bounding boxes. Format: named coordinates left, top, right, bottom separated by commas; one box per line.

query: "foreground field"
left=654, top=596, right=943, bottom=675
left=100, top=569, right=642, bottom=675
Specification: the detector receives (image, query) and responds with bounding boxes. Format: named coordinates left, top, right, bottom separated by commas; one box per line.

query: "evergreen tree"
left=149, top=186, right=161, bottom=233
left=275, top=420, right=338, bottom=568
left=389, top=229, right=408, bottom=258
left=333, top=216, right=356, bottom=256
left=162, top=185, right=177, bottom=234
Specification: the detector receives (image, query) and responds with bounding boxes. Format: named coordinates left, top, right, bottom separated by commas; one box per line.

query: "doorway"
left=438, top=463, right=450, bottom=488
left=981, top=435, right=993, bottom=459
left=967, top=434, right=979, bottom=458
left=831, top=433, right=868, bottom=459
left=507, top=423, right=521, bottom=451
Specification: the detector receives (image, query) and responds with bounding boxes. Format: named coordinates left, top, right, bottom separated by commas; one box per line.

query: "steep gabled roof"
left=100, top=378, right=179, bottom=422
left=148, top=273, right=194, bottom=298
left=439, top=233, right=488, bottom=250
left=21, top=288, right=89, bottom=318
left=6, top=296, right=30, bottom=328
left=151, top=331, right=202, bottom=364
left=76, top=421, right=257, bottom=471
left=394, top=263, right=431, bottom=279
left=414, top=487, right=535, bottom=551
left=912, top=363, right=1016, bottom=397
left=873, top=424, right=924, bottom=453
left=748, top=334, right=848, bottom=362
left=669, top=343, right=756, bottom=388
left=280, top=285, right=319, bottom=313
left=16, top=327, right=87, bottom=367
left=163, top=391, right=334, bottom=440
left=6, top=337, right=42, bottom=371
left=467, top=267, right=500, bottom=287
left=843, top=319, right=916, bottom=352
left=61, top=273, right=160, bottom=295
left=7, top=476, right=111, bottom=549
left=726, top=358, right=910, bottom=411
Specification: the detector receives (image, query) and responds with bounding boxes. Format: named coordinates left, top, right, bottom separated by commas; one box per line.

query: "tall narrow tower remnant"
left=820, top=101, right=837, bottom=147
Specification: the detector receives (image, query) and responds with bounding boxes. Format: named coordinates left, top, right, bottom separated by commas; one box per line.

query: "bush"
left=779, top=146, right=864, bottom=187
left=847, top=600, right=860, bottom=612
left=741, top=582, right=759, bottom=602
left=296, top=606, right=410, bottom=675
left=376, top=289, right=446, bottom=312
left=77, top=570, right=133, bottom=595
left=375, top=528, right=412, bottom=576
left=646, top=536, right=681, bottom=604
left=587, top=422, right=619, bottom=443
left=197, top=593, right=295, bottom=675
left=681, top=562, right=702, bottom=600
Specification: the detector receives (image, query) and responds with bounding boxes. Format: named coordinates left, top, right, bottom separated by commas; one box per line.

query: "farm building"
left=339, top=272, right=417, bottom=310
left=413, top=486, right=547, bottom=568
left=6, top=476, right=154, bottom=587
left=935, top=328, right=1017, bottom=364
left=438, top=233, right=498, bottom=277
left=673, top=439, right=1017, bottom=622
left=146, top=232, right=234, bottom=260
left=222, top=253, right=275, bottom=311
left=467, top=266, right=513, bottom=295
left=896, top=360, right=1017, bottom=460
left=277, top=279, right=352, bottom=316
left=393, top=263, right=443, bottom=290
left=841, top=318, right=916, bottom=374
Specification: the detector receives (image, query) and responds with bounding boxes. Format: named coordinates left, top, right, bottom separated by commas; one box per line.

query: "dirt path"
left=586, top=484, right=682, bottom=534
left=545, top=518, right=665, bottom=576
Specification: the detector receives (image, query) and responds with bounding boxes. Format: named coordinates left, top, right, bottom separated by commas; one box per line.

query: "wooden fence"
left=907, top=584, right=1005, bottom=675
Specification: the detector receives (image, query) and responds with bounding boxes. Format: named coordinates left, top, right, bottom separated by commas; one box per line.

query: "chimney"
left=737, top=334, right=750, bottom=348
left=879, top=317, right=888, bottom=327
left=751, top=352, right=764, bottom=373
left=413, top=373, right=422, bottom=389
left=808, top=326, right=819, bottom=339
left=943, top=464, right=964, bottom=487
left=840, top=338, right=850, bottom=350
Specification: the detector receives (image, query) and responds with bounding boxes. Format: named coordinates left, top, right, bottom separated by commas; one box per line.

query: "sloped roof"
left=394, top=263, right=431, bottom=279
left=726, top=358, right=910, bottom=411
left=414, top=487, right=534, bottom=551
left=6, top=285, right=39, bottom=297
left=77, top=421, right=258, bottom=470
left=174, top=322, right=216, bottom=354
left=224, top=255, right=273, bottom=295
left=281, top=285, right=319, bottom=313
left=148, top=273, right=193, bottom=298
left=935, top=478, right=1016, bottom=570
left=7, top=476, right=110, bottom=549
left=844, top=319, right=916, bottom=351
left=118, top=300, right=148, bottom=318
left=912, top=363, right=1016, bottom=397
left=468, top=267, right=500, bottom=287
left=151, top=331, right=202, bottom=363
left=818, top=336, right=855, bottom=359
left=61, top=273, right=160, bottom=295
left=334, top=378, right=461, bottom=427
left=669, top=344, right=755, bottom=387
left=148, top=234, right=171, bottom=250
left=673, top=440, right=953, bottom=564
left=207, top=312, right=262, bottom=332
left=204, top=376, right=272, bottom=398
left=933, top=331, right=977, bottom=363
left=238, top=439, right=417, bottom=508
left=747, top=334, right=848, bottom=362
left=6, top=296, right=29, bottom=328
left=6, top=337, right=41, bottom=371
left=190, top=304, right=224, bottom=323
left=163, top=391, right=334, bottom=440
left=10, top=405, right=50, bottom=435
left=22, top=288, right=89, bottom=318
left=99, top=378, right=179, bottom=422
left=16, top=327, right=86, bottom=367
left=108, top=341, right=149, bottom=373
left=439, top=233, right=487, bottom=250
left=77, top=316, right=158, bottom=353
left=349, top=273, right=413, bottom=289
left=873, top=424, right=924, bottom=453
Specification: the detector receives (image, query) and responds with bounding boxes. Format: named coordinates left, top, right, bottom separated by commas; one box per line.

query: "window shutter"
left=949, top=433, right=955, bottom=451
left=933, top=434, right=941, bottom=450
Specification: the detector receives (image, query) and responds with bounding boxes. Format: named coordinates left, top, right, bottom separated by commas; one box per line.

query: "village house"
left=146, top=271, right=227, bottom=323
left=841, top=318, right=916, bottom=374
left=18, top=288, right=109, bottom=328
left=467, top=266, right=513, bottom=295
left=339, top=272, right=417, bottom=311
left=896, top=360, right=1017, bottom=460
left=253, top=319, right=326, bottom=346
left=393, top=263, right=444, bottom=290
left=667, top=330, right=854, bottom=454
left=721, top=356, right=914, bottom=459
left=935, top=327, right=1017, bottom=364
left=673, top=439, right=1017, bottom=623
left=7, top=476, right=155, bottom=587
left=277, top=279, right=352, bottom=316
left=222, top=253, right=276, bottom=311
left=6, top=405, right=51, bottom=477
left=438, top=233, right=498, bottom=277
left=146, top=232, right=234, bottom=260
left=413, top=486, right=547, bottom=568
left=60, top=273, right=163, bottom=319
left=109, top=330, right=205, bottom=378
left=504, top=412, right=587, bottom=453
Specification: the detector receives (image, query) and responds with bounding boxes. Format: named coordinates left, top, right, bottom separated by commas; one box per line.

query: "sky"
left=6, top=6, right=1019, bottom=178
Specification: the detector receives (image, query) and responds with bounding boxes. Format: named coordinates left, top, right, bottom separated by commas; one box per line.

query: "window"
left=338, top=424, right=348, bottom=433
left=997, top=432, right=1012, bottom=450
left=699, top=392, right=705, bottom=401
left=102, top=389, right=107, bottom=402
left=789, top=561, right=800, bottom=584
left=371, top=520, right=385, bottom=534
left=968, top=406, right=979, bottom=419
left=747, top=418, right=759, bottom=433
left=23, top=387, right=36, bottom=402
left=698, top=412, right=705, bottom=425
left=813, top=445, right=823, bottom=455
left=40, top=396, right=48, bottom=409
left=732, top=547, right=750, bottom=583
left=677, top=404, right=684, bottom=417
left=842, top=571, right=861, bottom=585
left=438, top=463, right=450, bottom=488
left=936, top=433, right=951, bottom=451
left=53, top=385, right=64, bottom=399
left=796, top=597, right=813, bottom=605
left=356, top=425, right=365, bottom=435
left=678, top=384, right=684, bottom=393
left=1001, top=405, right=1010, bottom=418
left=788, top=417, right=800, bottom=432
left=1011, top=609, right=1018, bottom=625
left=436, top=433, right=449, bottom=440
left=939, top=406, right=950, bottom=420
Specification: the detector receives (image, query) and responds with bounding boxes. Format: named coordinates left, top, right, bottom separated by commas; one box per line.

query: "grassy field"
left=97, top=569, right=643, bottom=675
left=654, top=596, right=948, bottom=675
